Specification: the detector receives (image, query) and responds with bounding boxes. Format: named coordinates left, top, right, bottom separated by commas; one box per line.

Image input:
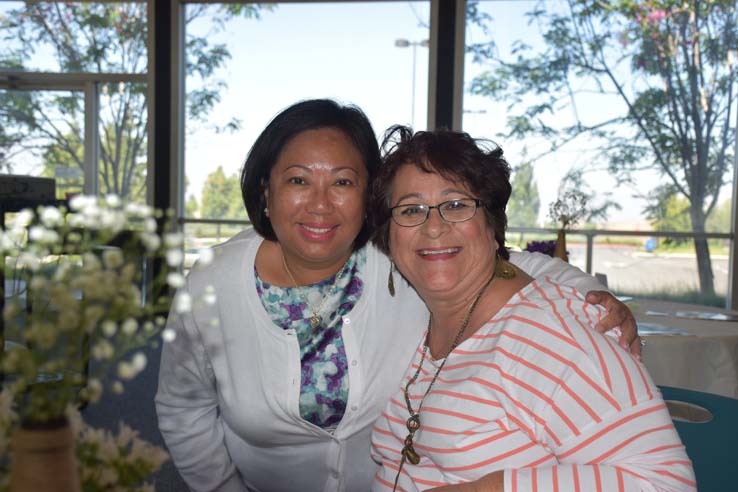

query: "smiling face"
left=389, top=163, right=497, bottom=301
left=266, top=127, right=368, bottom=274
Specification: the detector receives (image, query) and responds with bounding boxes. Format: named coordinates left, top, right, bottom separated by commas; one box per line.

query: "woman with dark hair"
left=369, top=127, right=693, bottom=492
left=156, top=101, right=640, bottom=492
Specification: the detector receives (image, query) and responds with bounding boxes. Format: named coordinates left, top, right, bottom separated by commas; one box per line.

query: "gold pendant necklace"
left=392, top=269, right=496, bottom=491
left=281, top=249, right=349, bottom=329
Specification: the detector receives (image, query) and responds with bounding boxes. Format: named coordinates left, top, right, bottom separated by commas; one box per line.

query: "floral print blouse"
left=255, top=249, right=365, bottom=431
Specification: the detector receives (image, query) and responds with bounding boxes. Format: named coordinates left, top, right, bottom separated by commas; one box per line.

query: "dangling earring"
left=264, top=206, right=269, bottom=218
left=388, top=261, right=396, bottom=297
left=495, top=253, right=516, bottom=279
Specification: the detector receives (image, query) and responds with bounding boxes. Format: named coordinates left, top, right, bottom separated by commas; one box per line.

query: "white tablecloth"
left=634, top=299, right=738, bottom=399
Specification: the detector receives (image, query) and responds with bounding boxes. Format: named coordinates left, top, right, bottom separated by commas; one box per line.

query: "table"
left=633, top=299, right=738, bottom=399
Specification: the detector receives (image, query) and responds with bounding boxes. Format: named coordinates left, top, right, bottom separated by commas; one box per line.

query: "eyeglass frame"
left=389, top=198, right=484, bottom=227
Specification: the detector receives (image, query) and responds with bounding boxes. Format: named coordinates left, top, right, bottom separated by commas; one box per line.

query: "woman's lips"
left=299, top=223, right=338, bottom=240
left=416, top=247, right=461, bottom=260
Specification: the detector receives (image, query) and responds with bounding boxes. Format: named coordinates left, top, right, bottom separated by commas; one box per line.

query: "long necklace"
left=392, top=270, right=496, bottom=492
left=281, top=249, right=349, bottom=329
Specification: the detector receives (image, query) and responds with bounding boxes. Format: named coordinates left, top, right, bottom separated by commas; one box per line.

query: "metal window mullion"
left=727, top=94, right=738, bottom=310
left=83, top=81, right=99, bottom=196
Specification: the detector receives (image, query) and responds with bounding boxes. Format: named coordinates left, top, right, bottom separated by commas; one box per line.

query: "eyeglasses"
left=390, top=198, right=483, bottom=227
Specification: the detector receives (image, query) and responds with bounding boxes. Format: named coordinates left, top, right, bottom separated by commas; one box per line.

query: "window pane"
left=183, top=2, right=431, bottom=222
left=0, top=2, right=147, bottom=74
left=465, top=0, right=736, bottom=304
left=0, top=89, right=84, bottom=199
left=98, top=81, right=148, bottom=202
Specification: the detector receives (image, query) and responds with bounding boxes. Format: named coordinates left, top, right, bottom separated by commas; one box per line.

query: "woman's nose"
left=421, top=207, right=449, bottom=237
left=306, top=185, right=333, bottom=213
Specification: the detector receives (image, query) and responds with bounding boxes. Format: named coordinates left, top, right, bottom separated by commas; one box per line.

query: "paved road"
left=564, top=244, right=729, bottom=296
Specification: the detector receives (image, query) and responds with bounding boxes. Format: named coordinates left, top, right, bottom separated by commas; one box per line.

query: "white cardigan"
left=155, top=229, right=604, bottom=492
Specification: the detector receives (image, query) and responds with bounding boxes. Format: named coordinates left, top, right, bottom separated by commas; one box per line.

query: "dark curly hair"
left=240, top=99, right=380, bottom=250
left=369, top=125, right=512, bottom=259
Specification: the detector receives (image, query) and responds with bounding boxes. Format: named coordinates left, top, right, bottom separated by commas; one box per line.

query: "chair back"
left=659, top=385, right=738, bottom=491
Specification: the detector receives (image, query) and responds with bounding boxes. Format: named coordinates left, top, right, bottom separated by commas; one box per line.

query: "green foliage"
left=467, top=0, right=737, bottom=294
left=706, top=199, right=732, bottom=233
left=507, top=161, right=540, bottom=227
left=186, top=194, right=200, bottom=218
left=0, top=3, right=268, bottom=200
left=200, top=166, right=247, bottom=220
left=643, top=185, right=692, bottom=245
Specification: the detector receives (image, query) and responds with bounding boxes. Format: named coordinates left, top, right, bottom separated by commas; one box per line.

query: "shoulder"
left=503, top=278, right=655, bottom=408
left=186, top=228, right=261, bottom=290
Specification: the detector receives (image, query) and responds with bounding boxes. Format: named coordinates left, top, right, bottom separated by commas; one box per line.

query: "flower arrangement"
left=0, top=391, right=169, bottom=492
left=0, top=194, right=197, bottom=489
left=523, top=240, right=557, bottom=257
left=0, top=195, right=186, bottom=423
left=0, top=194, right=201, bottom=416
left=548, top=189, right=589, bottom=230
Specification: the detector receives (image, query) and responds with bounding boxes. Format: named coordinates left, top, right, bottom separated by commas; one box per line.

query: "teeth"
left=419, top=248, right=459, bottom=256
left=304, top=225, right=332, bottom=233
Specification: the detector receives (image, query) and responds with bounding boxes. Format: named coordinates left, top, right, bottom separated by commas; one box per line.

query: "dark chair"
left=659, top=385, right=738, bottom=491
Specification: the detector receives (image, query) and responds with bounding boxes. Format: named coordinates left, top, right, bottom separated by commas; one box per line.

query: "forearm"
left=505, top=460, right=694, bottom=492
left=156, top=293, right=244, bottom=492
left=509, top=251, right=605, bottom=294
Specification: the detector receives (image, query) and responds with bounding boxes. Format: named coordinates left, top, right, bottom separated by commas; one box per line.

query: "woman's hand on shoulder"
left=585, top=290, right=642, bottom=358
left=426, top=471, right=503, bottom=492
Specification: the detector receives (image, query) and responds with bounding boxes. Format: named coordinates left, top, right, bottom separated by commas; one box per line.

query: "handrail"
left=178, top=217, right=734, bottom=275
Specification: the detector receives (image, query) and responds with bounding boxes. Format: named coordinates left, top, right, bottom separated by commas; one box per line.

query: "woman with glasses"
left=369, top=126, right=693, bottom=492
left=156, top=100, right=641, bottom=492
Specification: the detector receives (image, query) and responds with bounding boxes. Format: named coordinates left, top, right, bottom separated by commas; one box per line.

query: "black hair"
left=241, top=99, right=380, bottom=250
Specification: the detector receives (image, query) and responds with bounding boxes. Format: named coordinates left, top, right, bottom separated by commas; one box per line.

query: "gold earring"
left=264, top=206, right=269, bottom=217
left=495, top=256, right=516, bottom=280
left=388, top=261, right=396, bottom=297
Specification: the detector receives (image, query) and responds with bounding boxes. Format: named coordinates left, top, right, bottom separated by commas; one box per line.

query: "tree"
left=643, top=185, right=692, bottom=245
left=200, top=166, right=247, bottom=220
left=186, top=194, right=200, bottom=218
left=0, top=3, right=266, bottom=202
left=507, top=160, right=541, bottom=227
left=469, top=0, right=738, bottom=295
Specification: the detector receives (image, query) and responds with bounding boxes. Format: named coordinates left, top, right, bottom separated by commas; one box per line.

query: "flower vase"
left=9, top=418, right=81, bottom=492
left=554, top=229, right=568, bottom=262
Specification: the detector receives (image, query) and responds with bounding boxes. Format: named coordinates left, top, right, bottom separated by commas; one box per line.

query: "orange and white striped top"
left=371, top=277, right=695, bottom=492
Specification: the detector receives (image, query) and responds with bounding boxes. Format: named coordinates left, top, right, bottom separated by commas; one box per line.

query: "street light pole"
left=395, top=38, right=429, bottom=128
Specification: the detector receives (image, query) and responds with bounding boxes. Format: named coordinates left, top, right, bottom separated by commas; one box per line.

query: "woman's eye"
left=445, top=200, right=469, bottom=210
left=400, top=205, right=426, bottom=216
left=287, top=177, right=306, bottom=185
left=335, top=178, right=353, bottom=186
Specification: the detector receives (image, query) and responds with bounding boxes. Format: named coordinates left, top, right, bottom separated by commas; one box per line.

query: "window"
left=463, top=0, right=736, bottom=305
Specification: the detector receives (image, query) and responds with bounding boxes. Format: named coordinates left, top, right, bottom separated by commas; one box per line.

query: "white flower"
left=162, top=328, right=176, bottom=343
left=198, top=247, right=214, bottom=265
left=92, top=340, right=114, bottom=360
left=111, top=381, right=124, bottom=394
left=203, top=285, right=217, bottom=305
left=121, top=317, right=138, bottom=336
left=131, top=352, right=147, bottom=372
left=166, top=272, right=185, bottom=288
left=117, top=361, right=138, bottom=380
left=164, top=232, right=184, bottom=247
left=104, top=194, right=121, bottom=208
left=39, top=206, right=63, bottom=227
left=101, top=320, right=117, bottom=337
left=17, top=251, right=41, bottom=271
left=13, top=208, right=34, bottom=228
left=102, top=249, right=124, bottom=269
left=69, top=194, right=97, bottom=211
left=141, top=232, right=161, bottom=252
left=144, top=217, right=157, bottom=233
left=166, top=249, right=184, bottom=267
left=174, top=292, right=191, bottom=313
